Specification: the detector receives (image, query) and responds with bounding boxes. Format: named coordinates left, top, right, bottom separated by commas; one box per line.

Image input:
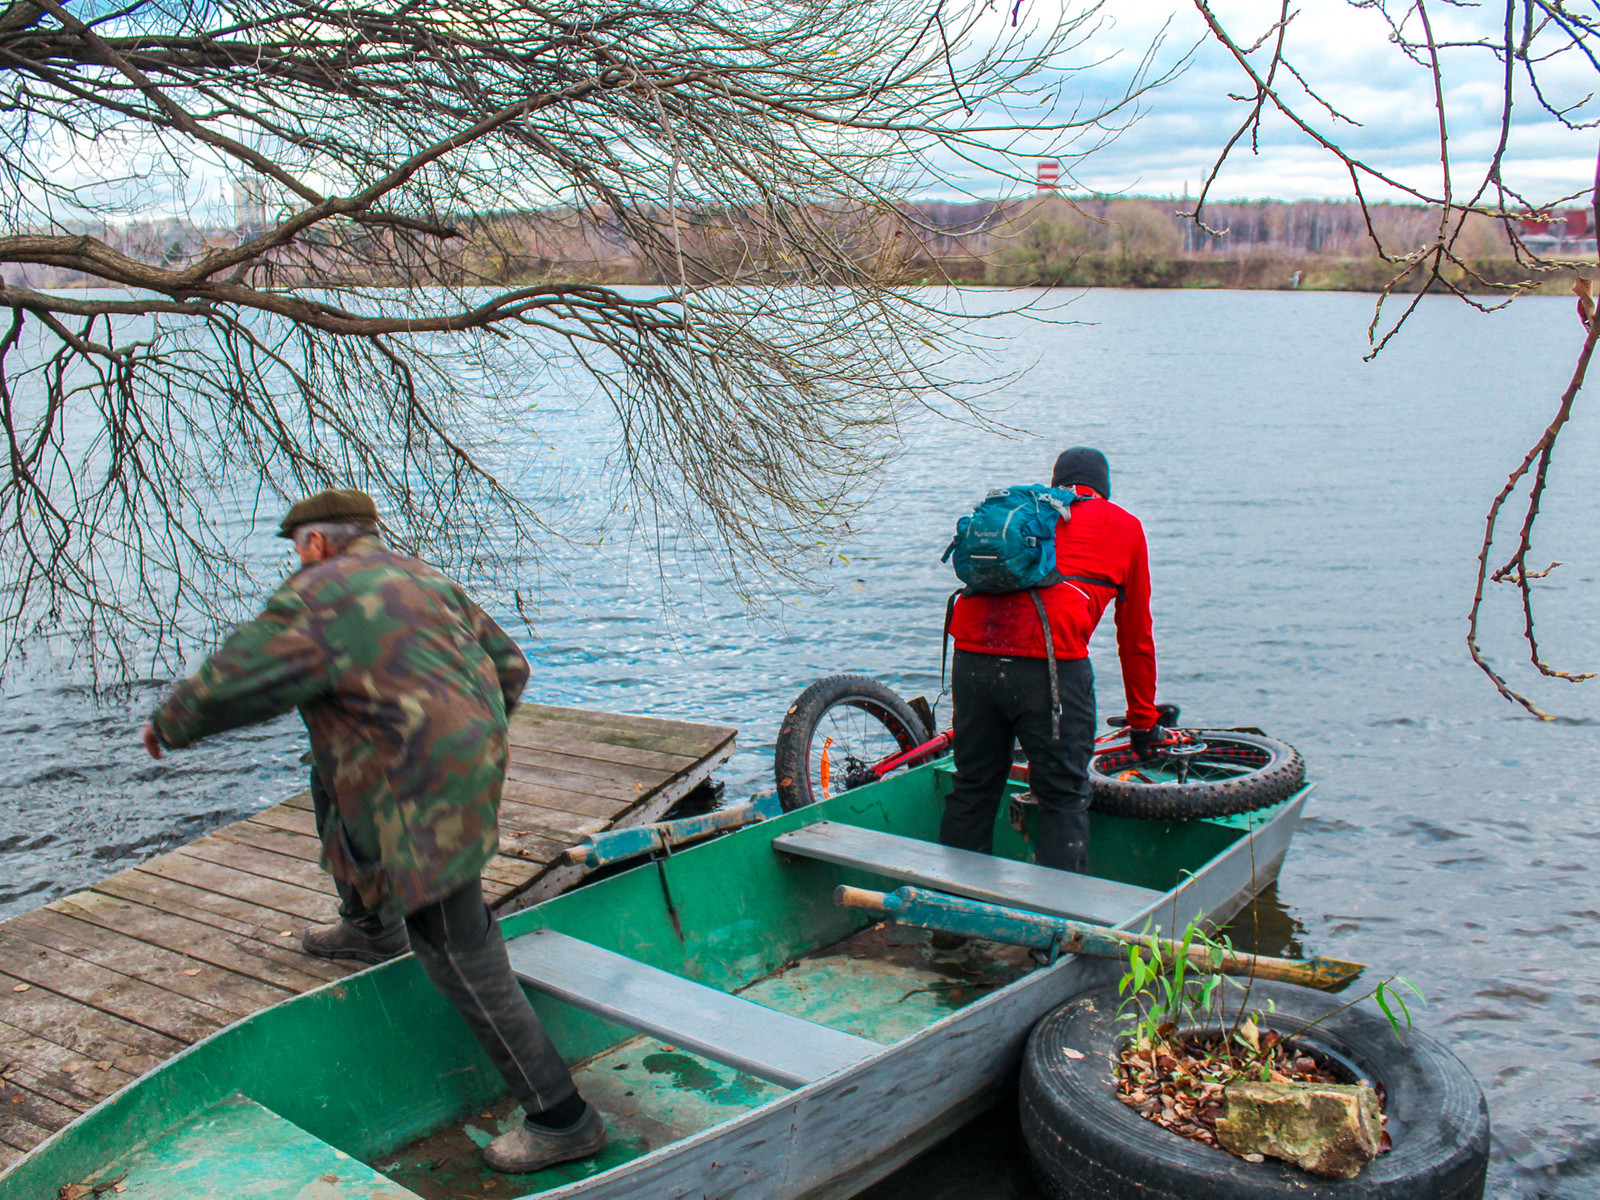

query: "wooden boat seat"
left=771, top=822, right=1163, bottom=927
left=507, top=928, right=880, bottom=1089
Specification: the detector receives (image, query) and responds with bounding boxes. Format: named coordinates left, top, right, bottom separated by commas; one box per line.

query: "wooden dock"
left=0, top=703, right=736, bottom=1169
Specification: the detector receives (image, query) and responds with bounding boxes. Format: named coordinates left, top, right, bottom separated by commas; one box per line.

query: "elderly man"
left=141, top=488, right=605, bottom=1174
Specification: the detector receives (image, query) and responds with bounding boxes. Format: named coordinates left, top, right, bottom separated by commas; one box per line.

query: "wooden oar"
left=835, top=885, right=1363, bottom=991
left=563, top=790, right=783, bottom=869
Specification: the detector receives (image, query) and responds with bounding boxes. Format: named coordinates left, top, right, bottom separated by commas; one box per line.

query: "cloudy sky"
left=930, top=0, right=1600, bottom=206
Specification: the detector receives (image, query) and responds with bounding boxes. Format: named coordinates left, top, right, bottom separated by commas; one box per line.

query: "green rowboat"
left=0, top=758, right=1311, bottom=1200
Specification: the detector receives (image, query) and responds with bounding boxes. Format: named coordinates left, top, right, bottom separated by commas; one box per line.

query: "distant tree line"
left=11, top=195, right=1575, bottom=299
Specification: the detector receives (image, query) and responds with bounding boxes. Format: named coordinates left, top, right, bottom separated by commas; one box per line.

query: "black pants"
left=311, top=770, right=579, bottom=1118
left=311, top=769, right=393, bottom=935
left=940, top=650, right=1095, bottom=873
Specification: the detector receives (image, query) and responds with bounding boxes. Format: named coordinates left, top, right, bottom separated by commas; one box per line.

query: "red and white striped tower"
left=1036, top=160, right=1060, bottom=192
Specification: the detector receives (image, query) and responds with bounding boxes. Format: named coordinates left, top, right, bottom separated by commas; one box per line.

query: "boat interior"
left=9, top=762, right=1294, bottom=1200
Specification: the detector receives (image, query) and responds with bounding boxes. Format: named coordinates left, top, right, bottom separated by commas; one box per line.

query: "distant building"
left=233, top=178, right=272, bottom=233
left=1519, top=208, right=1595, bottom=256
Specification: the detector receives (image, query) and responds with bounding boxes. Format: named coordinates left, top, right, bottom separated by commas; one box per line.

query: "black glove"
left=1129, top=725, right=1164, bottom=759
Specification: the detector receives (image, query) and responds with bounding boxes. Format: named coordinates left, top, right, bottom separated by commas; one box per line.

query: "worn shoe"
left=301, top=920, right=409, bottom=964
left=484, top=1104, right=608, bottom=1174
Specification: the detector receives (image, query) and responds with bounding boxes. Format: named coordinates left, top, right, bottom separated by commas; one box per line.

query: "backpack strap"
left=1027, top=589, right=1062, bottom=740
left=941, top=588, right=963, bottom=692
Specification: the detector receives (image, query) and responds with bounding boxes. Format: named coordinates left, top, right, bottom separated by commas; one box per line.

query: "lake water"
left=4, top=288, right=1600, bottom=1197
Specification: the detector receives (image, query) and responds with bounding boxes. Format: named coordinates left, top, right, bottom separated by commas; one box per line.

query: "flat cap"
left=276, top=488, right=381, bottom=539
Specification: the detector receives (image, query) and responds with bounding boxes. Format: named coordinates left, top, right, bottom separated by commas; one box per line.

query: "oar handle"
left=835, top=885, right=891, bottom=913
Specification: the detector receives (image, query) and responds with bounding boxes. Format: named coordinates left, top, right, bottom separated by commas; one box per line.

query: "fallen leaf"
left=94, top=1061, right=112, bottom=1071
left=61, top=1062, right=80, bottom=1073
left=58, top=1184, right=91, bottom=1200
left=12, top=984, right=29, bottom=992
left=1242, top=1153, right=1265, bottom=1164
left=279, top=930, right=294, bottom=937
left=1061, top=1047, right=1085, bottom=1060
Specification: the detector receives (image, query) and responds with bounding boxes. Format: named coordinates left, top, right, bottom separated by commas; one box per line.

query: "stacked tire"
left=1019, top=981, right=1490, bottom=1199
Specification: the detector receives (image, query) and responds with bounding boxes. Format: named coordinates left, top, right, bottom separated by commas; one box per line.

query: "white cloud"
left=926, top=0, right=1600, bottom=205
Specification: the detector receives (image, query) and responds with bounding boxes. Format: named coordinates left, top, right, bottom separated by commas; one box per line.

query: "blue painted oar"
left=563, top=790, right=784, bottom=869
left=835, top=885, right=1362, bottom=990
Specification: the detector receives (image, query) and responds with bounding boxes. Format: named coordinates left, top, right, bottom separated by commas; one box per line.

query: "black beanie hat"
left=1051, top=447, right=1110, bottom=498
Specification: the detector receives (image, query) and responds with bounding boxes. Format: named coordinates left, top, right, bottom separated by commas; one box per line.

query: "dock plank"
left=0, top=1021, right=139, bottom=1110
left=0, top=929, right=233, bottom=1044
left=499, top=780, right=628, bottom=823
left=52, top=891, right=335, bottom=994
left=137, top=854, right=336, bottom=923
left=502, top=735, right=699, bottom=775
left=0, top=969, right=183, bottom=1068
left=246, top=802, right=318, bottom=837
left=504, top=760, right=654, bottom=804
left=515, top=702, right=734, bottom=745
left=0, top=1093, right=64, bottom=1155
left=178, top=835, right=339, bottom=895
left=93, top=872, right=349, bottom=974
left=0, top=703, right=736, bottom=1161
left=6, top=908, right=292, bottom=1018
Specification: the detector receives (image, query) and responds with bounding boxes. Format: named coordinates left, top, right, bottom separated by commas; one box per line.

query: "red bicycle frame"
left=860, top=724, right=1195, bottom=784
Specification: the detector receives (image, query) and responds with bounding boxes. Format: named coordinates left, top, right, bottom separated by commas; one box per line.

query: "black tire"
left=1089, top=731, right=1306, bottom=820
left=1020, top=980, right=1489, bottom=1200
left=774, top=675, right=933, bottom=812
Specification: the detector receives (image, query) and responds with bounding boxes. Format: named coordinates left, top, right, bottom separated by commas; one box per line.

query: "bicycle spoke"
left=807, top=702, right=905, bottom=800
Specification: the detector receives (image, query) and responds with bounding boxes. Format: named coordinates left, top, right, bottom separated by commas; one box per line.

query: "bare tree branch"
left=0, top=0, right=1172, bottom=673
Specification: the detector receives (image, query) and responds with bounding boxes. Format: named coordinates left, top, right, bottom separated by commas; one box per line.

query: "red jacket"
left=948, top=489, right=1158, bottom=728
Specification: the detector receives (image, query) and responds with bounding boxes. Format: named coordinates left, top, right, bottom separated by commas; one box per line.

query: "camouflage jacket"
left=151, top=536, right=529, bottom=925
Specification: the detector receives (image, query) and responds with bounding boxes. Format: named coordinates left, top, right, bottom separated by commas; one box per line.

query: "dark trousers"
left=311, top=770, right=578, bottom=1118
left=406, top=881, right=579, bottom=1119
left=940, top=650, right=1095, bottom=873
left=311, top=769, right=393, bottom=935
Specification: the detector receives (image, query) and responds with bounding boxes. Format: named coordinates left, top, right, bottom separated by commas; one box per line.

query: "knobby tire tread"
left=773, top=674, right=931, bottom=811
left=1089, top=732, right=1306, bottom=820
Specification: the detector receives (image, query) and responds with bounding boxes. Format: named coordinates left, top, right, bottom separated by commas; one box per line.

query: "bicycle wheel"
left=774, top=675, right=933, bottom=811
left=1087, top=731, right=1305, bottom=820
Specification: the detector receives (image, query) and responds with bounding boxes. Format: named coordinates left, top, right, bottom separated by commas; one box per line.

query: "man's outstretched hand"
left=141, top=721, right=164, bottom=760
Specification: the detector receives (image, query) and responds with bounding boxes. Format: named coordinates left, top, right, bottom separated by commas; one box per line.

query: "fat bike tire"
left=774, top=675, right=932, bottom=812
left=1089, top=731, right=1306, bottom=820
left=1020, top=980, right=1489, bottom=1200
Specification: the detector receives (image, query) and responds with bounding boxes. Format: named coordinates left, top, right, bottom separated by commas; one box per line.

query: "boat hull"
left=533, top=786, right=1307, bottom=1200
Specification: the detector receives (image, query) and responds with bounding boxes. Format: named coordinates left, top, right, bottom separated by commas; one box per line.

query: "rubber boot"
left=484, top=1104, right=608, bottom=1174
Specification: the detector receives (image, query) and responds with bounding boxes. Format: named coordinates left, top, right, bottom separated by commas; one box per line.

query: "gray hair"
left=293, top=521, right=379, bottom=553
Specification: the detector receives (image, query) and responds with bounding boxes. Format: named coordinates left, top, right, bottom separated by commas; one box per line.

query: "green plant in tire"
left=1116, top=917, right=1237, bottom=1051
left=1117, top=912, right=1426, bottom=1073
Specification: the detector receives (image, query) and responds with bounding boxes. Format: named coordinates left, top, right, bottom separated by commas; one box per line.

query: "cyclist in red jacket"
left=942, top=447, right=1159, bottom=874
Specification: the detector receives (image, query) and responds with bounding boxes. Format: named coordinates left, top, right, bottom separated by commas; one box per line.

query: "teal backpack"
left=941, top=485, right=1085, bottom=593
left=941, top=485, right=1117, bottom=737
